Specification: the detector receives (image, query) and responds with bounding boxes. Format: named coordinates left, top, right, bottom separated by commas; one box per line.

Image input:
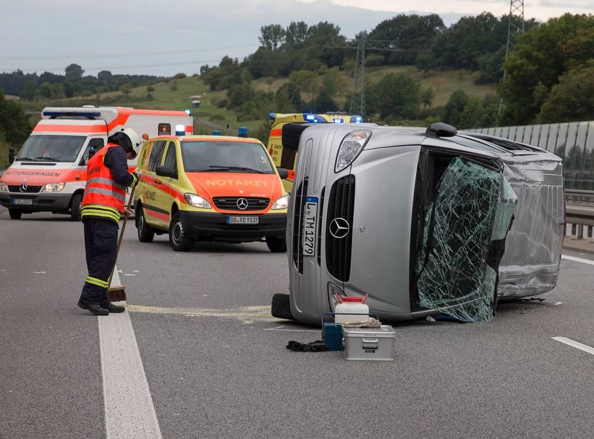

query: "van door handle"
left=154, top=179, right=162, bottom=186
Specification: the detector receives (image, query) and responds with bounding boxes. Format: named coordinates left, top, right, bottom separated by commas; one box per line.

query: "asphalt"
left=1, top=206, right=594, bottom=438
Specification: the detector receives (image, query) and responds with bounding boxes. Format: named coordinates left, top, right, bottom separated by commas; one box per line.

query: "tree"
left=97, top=70, right=113, bottom=82
left=20, top=81, right=36, bottom=101
left=259, top=24, right=286, bottom=50
left=415, top=52, right=436, bottom=76
left=421, top=87, right=434, bottom=108
left=276, top=83, right=304, bottom=111
left=146, top=85, right=155, bottom=93
left=312, top=89, right=338, bottom=113
left=0, top=88, right=32, bottom=147
left=289, top=70, right=318, bottom=106
left=65, top=63, right=84, bottom=80
left=500, top=13, right=594, bottom=125
left=38, top=82, right=54, bottom=99
left=538, top=63, right=594, bottom=123
left=285, top=21, right=309, bottom=50
left=120, top=84, right=132, bottom=97
left=369, top=14, right=445, bottom=53
left=477, top=47, right=505, bottom=83
left=444, top=90, right=470, bottom=127
left=369, top=73, right=421, bottom=119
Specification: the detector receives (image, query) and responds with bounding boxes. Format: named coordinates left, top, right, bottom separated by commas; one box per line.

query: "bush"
left=217, top=98, right=228, bottom=108
left=173, top=73, right=187, bottom=80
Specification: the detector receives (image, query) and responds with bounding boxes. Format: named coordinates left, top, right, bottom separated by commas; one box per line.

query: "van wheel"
left=70, top=193, right=82, bottom=221
left=136, top=205, right=155, bottom=243
left=266, top=236, right=287, bottom=253
left=169, top=213, right=193, bottom=252
left=271, top=293, right=293, bottom=320
left=9, top=209, right=22, bottom=220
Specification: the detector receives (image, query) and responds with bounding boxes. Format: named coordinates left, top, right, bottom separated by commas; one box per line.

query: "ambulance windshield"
left=181, top=141, right=274, bottom=174
left=16, top=135, right=86, bottom=163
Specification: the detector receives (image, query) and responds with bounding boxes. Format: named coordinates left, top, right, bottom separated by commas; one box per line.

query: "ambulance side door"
left=158, top=141, right=179, bottom=226
left=144, top=140, right=169, bottom=229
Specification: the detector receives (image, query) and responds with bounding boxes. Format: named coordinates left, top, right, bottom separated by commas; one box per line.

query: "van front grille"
left=8, top=185, right=42, bottom=193
left=212, top=197, right=270, bottom=211
left=292, top=178, right=308, bottom=273
left=326, top=175, right=355, bottom=281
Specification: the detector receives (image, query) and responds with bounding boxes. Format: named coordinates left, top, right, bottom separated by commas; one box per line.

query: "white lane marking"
left=99, top=310, right=162, bottom=439
left=562, top=255, right=594, bottom=266
left=552, top=337, right=594, bottom=356
left=264, top=328, right=321, bottom=333
left=555, top=302, right=563, bottom=306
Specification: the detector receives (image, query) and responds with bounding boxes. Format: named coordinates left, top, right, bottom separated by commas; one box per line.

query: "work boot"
left=99, top=300, right=125, bottom=313
left=77, top=300, right=109, bottom=316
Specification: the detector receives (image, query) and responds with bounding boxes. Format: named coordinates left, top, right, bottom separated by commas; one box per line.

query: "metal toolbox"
left=342, top=325, right=396, bottom=361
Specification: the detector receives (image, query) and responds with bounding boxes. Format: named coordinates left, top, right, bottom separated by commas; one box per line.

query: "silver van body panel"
left=287, top=125, right=564, bottom=324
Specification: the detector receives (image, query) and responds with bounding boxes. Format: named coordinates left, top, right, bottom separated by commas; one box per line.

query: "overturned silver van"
left=273, top=123, right=564, bottom=325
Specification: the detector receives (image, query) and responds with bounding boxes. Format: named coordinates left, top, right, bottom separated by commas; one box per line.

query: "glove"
left=132, top=170, right=142, bottom=187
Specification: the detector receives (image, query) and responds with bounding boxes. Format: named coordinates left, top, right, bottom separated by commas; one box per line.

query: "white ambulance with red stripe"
left=0, top=106, right=192, bottom=220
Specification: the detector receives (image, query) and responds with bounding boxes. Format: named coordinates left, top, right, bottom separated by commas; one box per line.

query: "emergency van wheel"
left=266, top=236, right=287, bottom=253
left=9, top=209, right=22, bottom=220
left=169, top=213, right=193, bottom=252
left=136, top=205, right=155, bottom=243
left=271, top=293, right=293, bottom=320
left=70, top=193, right=82, bottom=221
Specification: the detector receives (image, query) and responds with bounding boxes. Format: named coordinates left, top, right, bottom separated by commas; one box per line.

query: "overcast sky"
left=1, top=0, right=592, bottom=77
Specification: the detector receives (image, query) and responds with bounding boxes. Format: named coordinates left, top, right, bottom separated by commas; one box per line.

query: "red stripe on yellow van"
left=145, top=207, right=170, bottom=222
left=270, top=129, right=282, bottom=137
left=34, top=125, right=107, bottom=134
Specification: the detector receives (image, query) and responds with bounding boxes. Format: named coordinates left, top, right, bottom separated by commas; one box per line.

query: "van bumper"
left=0, top=193, right=72, bottom=212
left=179, top=211, right=287, bottom=242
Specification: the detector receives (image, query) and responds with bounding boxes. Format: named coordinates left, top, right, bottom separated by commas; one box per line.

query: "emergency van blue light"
left=333, top=118, right=344, bottom=124
left=43, top=111, right=101, bottom=118
left=184, top=109, right=191, bottom=116
left=350, top=115, right=363, bottom=123
left=303, top=113, right=327, bottom=123
left=238, top=127, right=248, bottom=138
left=213, top=130, right=221, bottom=136
left=175, top=124, right=185, bottom=135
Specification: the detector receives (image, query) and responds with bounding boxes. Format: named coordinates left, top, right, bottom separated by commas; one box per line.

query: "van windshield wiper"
left=34, top=156, right=62, bottom=162
left=208, top=165, right=267, bottom=174
left=15, top=157, right=39, bottom=162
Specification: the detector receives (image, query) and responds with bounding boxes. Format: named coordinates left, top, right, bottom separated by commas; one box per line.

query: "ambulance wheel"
left=70, top=193, right=82, bottom=221
left=266, top=236, right=287, bottom=253
left=169, top=213, right=193, bottom=252
left=271, top=293, right=293, bottom=320
left=136, top=205, right=155, bottom=243
left=9, top=209, right=22, bottom=220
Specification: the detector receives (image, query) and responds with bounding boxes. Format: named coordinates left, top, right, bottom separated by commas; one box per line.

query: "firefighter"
left=77, top=128, right=141, bottom=316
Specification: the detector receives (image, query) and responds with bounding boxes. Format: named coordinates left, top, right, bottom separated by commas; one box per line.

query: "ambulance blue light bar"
left=333, top=118, right=344, bottom=124
left=350, top=115, right=363, bottom=123
left=43, top=111, right=101, bottom=118
left=303, top=113, right=327, bottom=123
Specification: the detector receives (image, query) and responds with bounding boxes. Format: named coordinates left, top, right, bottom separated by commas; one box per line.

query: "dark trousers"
left=80, top=218, right=118, bottom=303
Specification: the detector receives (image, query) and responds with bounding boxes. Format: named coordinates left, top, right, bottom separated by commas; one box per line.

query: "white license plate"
left=13, top=198, right=33, bottom=205
left=227, top=216, right=259, bottom=224
left=302, top=196, right=318, bottom=257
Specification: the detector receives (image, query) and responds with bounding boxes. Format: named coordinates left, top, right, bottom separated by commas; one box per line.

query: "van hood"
left=1, top=164, right=85, bottom=186
left=186, top=172, right=283, bottom=201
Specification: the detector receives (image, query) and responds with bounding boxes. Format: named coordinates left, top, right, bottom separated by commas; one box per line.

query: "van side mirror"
left=277, top=168, right=289, bottom=179
left=156, top=165, right=176, bottom=179
left=8, top=147, right=14, bottom=165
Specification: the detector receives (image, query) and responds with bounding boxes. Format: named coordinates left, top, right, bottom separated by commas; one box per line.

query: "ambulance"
left=0, top=106, right=193, bottom=220
left=266, top=112, right=363, bottom=192
left=133, top=134, right=289, bottom=252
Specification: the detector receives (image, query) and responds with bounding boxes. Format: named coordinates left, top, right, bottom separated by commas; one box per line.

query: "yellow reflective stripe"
left=130, top=173, right=137, bottom=188
left=82, top=205, right=121, bottom=216
left=81, top=209, right=121, bottom=222
left=86, top=276, right=109, bottom=288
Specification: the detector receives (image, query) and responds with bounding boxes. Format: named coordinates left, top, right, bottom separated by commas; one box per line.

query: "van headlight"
left=41, top=183, right=66, bottom=193
left=0, top=183, right=8, bottom=192
left=335, top=130, right=372, bottom=173
left=184, top=193, right=212, bottom=209
left=271, top=194, right=289, bottom=210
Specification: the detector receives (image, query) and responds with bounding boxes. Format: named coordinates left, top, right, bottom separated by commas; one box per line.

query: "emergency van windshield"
left=181, top=141, right=275, bottom=174
left=16, top=135, right=86, bottom=163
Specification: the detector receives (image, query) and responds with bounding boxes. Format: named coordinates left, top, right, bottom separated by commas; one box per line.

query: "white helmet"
left=121, top=128, right=142, bottom=158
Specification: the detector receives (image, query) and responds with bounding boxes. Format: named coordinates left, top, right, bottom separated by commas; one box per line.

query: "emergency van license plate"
left=227, top=216, right=259, bottom=225
left=302, top=196, right=318, bottom=257
left=13, top=198, right=33, bottom=205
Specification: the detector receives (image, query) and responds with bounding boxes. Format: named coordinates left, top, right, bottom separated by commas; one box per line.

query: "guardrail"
left=565, top=190, right=594, bottom=239
left=565, top=189, right=594, bottom=204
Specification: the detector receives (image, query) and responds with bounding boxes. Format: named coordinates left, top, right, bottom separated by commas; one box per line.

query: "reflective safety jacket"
left=82, top=144, right=136, bottom=223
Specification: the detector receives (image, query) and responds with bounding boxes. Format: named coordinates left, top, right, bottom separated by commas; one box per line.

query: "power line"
left=0, top=44, right=257, bottom=61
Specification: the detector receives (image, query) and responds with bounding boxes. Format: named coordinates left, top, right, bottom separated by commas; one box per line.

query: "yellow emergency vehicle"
left=266, top=112, right=363, bottom=192
left=134, top=135, right=289, bottom=252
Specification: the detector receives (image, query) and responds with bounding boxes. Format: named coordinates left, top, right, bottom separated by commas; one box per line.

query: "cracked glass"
left=416, top=158, right=517, bottom=322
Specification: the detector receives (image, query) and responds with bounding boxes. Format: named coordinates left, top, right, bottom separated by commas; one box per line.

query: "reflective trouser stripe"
left=84, top=187, right=126, bottom=202
left=81, top=206, right=121, bottom=222
left=86, top=276, right=109, bottom=288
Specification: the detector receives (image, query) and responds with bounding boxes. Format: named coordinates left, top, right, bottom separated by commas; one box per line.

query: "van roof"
left=152, top=135, right=262, bottom=144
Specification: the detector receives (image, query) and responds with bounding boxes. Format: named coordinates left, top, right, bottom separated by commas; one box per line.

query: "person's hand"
left=124, top=207, right=134, bottom=218
left=133, top=170, right=142, bottom=187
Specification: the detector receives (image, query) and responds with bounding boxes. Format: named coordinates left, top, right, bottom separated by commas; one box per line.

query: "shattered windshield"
left=16, top=135, right=86, bottom=163
left=415, top=157, right=517, bottom=323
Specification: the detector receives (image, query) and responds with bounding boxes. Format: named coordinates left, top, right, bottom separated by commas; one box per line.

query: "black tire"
left=266, top=236, right=287, bottom=253
left=9, top=209, right=22, bottom=220
left=136, top=205, right=155, bottom=243
left=281, top=123, right=308, bottom=151
left=70, top=193, right=82, bottom=221
left=169, top=212, right=193, bottom=252
left=271, top=293, right=293, bottom=320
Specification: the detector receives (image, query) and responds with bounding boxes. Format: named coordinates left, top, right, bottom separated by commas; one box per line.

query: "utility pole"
left=497, top=0, right=525, bottom=123
left=327, top=37, right=413, bottom=118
